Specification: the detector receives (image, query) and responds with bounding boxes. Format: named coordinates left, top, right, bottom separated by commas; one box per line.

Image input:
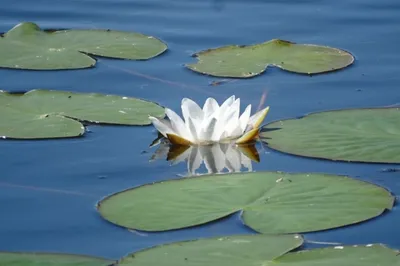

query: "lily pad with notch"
left=0, top=252, right=114, bottom=266
left=0, top=22, right=167, bottom=70
left=0, top=89, right=164, bottom=139
left=97, top=171, right=393, bottom=234
left=186, top=39, right=354, bottom=78
left=260, top=107, right=400, bottom=163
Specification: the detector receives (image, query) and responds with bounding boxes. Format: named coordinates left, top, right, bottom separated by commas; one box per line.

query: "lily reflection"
left=150, top=140, right=260, bottom=176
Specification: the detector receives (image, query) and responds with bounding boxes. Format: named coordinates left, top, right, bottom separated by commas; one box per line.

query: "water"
left=0, top=0, right=399, bottom=260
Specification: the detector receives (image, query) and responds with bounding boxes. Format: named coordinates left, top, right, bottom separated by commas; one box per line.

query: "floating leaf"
left=98, top=172, right=393, bottom=234
left=0, top=22, right=167, bottom=70
left=274, top=244, right=400, bottom=266
left=186, top=39, right=354, bottom=78
left=118, top=234, right=303, bottom=266
left=0, top=89, right=164, bottom=139
left=0, top=252, right=113, bottom=266
left=260, top=108, right=400, bottom=163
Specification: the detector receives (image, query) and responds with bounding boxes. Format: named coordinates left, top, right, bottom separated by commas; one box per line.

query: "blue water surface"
left=0, top=0, right=399, bottom=260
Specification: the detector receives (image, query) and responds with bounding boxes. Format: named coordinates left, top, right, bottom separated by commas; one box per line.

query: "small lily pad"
left=0, top=89, right=164, bottom=139
left=0, top=252, right=114, bottom=266
left=186, top=39, right=354, bottom=78
left=0, top=22, right=167, bottom=70
left=118, top=234, right=303, bottom=266
left=260, top=108, right=400, bottom=163
left=97, top=172, right=393, bottom=234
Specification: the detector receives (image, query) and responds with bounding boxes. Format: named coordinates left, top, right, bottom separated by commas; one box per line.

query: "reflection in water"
left=150, top=140, right=260, bottom=176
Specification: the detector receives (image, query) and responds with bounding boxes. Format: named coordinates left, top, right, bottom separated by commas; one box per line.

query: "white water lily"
left=150, top=141, right=260, bottom=176
left=149, top=95, right=269, bottom=145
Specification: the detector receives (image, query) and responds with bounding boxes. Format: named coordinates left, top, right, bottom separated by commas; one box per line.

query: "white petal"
left=199, top=117, right=217, bottom=142
left=149, top=116, right=174, bottom=137
left=239, top=104, right=252, bottom=133
left=181, top=98, right=204, bottom=122
left=219, top=95, right=235, bottom=114
left=165, top=108, right=193, bottom=141
left=224, top=98, right=241, bottom=137
left=188, top=146, right=202, bottom=175
left=187, top=117, right=198, bottom=142
left=203, top=97, right=219, bottom=118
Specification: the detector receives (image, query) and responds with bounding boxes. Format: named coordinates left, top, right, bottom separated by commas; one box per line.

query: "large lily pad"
left=0, top=252, right=114, bottom=266
left=186, top=39, right=354, bottom=78
left=0, top=89, right=164, bottom=139
left=260, top=108, right=400, bottom=163
left=118, top=234, right=303, bottom=265
left=274, top=244, right=400, bottom=266
left=97, top=172, right=393, bottom=234
left=0, top=22, right=167, bottom=70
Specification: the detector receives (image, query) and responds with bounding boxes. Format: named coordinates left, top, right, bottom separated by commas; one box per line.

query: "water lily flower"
left=150, top=141, right=260, bottom=176
left=149, top=95, right=269, bottom=145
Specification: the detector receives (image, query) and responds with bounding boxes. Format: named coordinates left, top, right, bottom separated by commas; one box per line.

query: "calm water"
left=0, top=0, right=399, bottom=260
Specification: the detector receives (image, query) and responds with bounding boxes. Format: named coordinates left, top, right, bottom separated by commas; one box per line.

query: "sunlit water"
left=0, top=0, right=399, bottom=259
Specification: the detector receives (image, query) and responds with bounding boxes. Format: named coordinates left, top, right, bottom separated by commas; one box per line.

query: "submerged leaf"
left=0, top=22, right=167, bottom=70
left=98, top=172, right=393, bottom=234
left=260, top=107, right=400, bottom=163
left=186, top=39, right=353, bottom=78
left=0, top=89, right=164, bottom=139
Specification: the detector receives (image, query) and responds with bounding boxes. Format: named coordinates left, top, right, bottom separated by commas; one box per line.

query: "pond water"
left=0, top=0, right=399, bottom=260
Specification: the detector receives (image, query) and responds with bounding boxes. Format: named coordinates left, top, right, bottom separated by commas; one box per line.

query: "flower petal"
left=247, top=106, right=270, bottom=131
left=187, top=116, right=199, bottom=142
left=203, top=97, right=219, bottom=118
left=167, top=133, right=193, bottom=146
left=220, top=95, right=235, bottom=113
left=199, top=117, right=217, bottom=142
left=181, top=98, right=204, bottom=122
left=239, top=104, right=252, bottom=133
left=165, top=108, right=193, bottom=141
left=149, top=116, right=174, bottom=137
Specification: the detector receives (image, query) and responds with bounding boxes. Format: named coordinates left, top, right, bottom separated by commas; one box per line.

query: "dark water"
left=0, top=0, right=399, bottom=260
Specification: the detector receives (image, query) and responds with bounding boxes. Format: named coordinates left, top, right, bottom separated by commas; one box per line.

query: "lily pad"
left=118, top=234, right=303, bottom=266
left=0, top=252, right=114, bottom=266
left=0, top=22, right=167, bottom=70
left=274, top=244, right=400, bottom=266
left=260, top=108, right=400, bottom=163
left=0, top=89, right=164, bottom=139
left=97, top=172, right=393, bottom=234
left=186, top=39, right=354, bottom=78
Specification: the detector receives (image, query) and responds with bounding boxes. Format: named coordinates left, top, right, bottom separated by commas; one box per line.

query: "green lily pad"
left=118, top=234, right=303, bottom=266
left=0, top=22, right=167, bottom=70
left=0, top=89, right=164, bottom=139
left=274, top=244, right=400, bottom=266
left=118, top=235, right=399, bottom=266
left=186, top=39, right=354, bottom=78
left=0, top=252, right=114, bottom=266
left=260, top=108, right=400, bottom=163
left=97, top=172, right=393, bottom=234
